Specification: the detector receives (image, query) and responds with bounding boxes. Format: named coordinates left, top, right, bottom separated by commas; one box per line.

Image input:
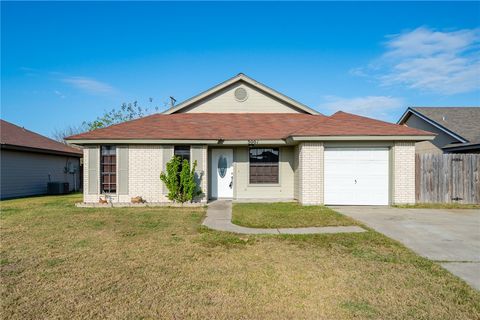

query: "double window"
left=101, top=146, right=116, bottom=193
left=249, top=148, right=279, bottom=184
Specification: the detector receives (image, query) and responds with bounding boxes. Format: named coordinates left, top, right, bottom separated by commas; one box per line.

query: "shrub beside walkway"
left=203, top=200, right=365, bottom=234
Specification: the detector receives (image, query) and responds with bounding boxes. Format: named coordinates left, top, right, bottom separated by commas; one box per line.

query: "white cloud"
left=318, top=95, right=404, bottom=119
left=354, top=27, right=480, bottom=94
left=54, top=90, right=65, bottom=99
left=62, top=76, right=115, bottom=95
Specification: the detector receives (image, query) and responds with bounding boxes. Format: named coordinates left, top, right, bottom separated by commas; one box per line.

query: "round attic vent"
left=234, top=87, right=248, bottom=102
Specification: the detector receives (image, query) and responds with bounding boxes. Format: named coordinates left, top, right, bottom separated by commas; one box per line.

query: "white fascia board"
left=287, top=135, right=435, bottom=142
left=65, top=139, right=290, bottom=146
left=218, top=139, right=288, bottom=146
left=66, top=139, right=219, bottom=145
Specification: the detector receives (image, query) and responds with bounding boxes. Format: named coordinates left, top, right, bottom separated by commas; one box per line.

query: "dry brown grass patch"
left=1, top=194, right=479, bottom=319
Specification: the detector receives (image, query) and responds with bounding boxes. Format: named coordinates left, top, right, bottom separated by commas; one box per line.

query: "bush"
left=160, top=156, right=202, bottom=203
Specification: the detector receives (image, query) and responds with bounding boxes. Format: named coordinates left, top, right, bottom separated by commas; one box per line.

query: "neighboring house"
left=66, top=74, right=434, bottom=206
left=0, top=120, right=82, bottom=200
left=398, top=107, right=480, bottom=154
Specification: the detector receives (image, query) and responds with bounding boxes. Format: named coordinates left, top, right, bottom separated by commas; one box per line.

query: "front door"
left=211, top=148, right=233, bottom=198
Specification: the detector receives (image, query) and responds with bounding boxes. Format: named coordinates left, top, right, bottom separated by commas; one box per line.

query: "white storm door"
left=211, top=149, right=233, bottom=198
left=324, top=148, right=389, bottom=205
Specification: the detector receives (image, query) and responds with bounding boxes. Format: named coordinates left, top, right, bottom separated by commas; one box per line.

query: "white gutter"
left=287, top=135, right=435, bottom=142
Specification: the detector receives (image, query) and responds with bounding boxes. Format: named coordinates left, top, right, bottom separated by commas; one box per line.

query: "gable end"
left=164, top=74, right=319, bottom=115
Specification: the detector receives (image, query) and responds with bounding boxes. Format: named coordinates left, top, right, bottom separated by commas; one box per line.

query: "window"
left=174, top=146, right=190, bottom=172
left=249, top=148, right=279, bottom=184
left=101, top=146, right=116, bottom=193
left=174, top=146, right=190, bottom=162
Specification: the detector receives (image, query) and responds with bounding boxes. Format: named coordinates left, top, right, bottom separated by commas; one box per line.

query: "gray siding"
left=0, top=149, right=80, bottom=199
left=191, top=145, right=207, bottom=199
left=405, top=114, right=459, bottom=154
left=162, top=146, right=174, bottom=195
left=87, top=147, right=99, bottom=194
left=293, top=145, right=300, bottom=200
left=117, top=146, right=129, bottom=195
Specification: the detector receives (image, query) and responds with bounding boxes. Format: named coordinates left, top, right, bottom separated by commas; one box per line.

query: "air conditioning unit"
left=47, top=182, right=69, bottom=195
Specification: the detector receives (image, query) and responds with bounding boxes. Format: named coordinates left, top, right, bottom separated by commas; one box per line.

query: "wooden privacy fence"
left=416, top=153, right=480, bottom=204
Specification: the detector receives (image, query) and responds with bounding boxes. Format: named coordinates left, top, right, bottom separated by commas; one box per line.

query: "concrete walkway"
left=203, top=200, right=366, bottom=235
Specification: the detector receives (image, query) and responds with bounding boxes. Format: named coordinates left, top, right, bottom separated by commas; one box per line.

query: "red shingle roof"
left=1, top=120, right=82, bottom=156
left=66, top=112, right=433, bottom=141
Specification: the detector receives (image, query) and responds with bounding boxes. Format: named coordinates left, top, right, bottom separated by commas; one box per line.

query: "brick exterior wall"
left=393, top=142, right=416, bottom=204
left=82, top=142, right=415, bottom=205
left=83, top=145, right=208, bottom=204
left=127, top=145, right=166, bottom=203
left=297, top=142, right=324, bottom=205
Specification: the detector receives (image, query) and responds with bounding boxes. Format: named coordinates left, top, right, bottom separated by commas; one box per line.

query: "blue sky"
left=2, top=2, right=479, bottom=137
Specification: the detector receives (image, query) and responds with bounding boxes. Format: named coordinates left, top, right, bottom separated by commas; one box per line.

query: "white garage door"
left=324, top=148, right=389, bottom=205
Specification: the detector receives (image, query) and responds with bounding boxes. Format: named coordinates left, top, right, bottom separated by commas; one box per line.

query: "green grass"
left=232, top=202, right=360, bottom=228
left=1, top=194, right=479, bottom=319
left=394, top=203, right=480, bottom=209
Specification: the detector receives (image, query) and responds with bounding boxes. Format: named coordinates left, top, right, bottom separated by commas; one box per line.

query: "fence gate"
left=416, top=153, right=480, bottom=204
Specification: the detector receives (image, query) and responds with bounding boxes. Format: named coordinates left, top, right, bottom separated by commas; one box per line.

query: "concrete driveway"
left=331, top=206, right=480, bottom=290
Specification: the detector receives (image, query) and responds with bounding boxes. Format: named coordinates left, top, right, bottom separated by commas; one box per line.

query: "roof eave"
left=397, top=107, right=468, bottom=143
left=67, top=135, right=435, bottom=145
left=442, top=143, right=480, bottom=152
left=1, top=144, right=82, bottom=157
left=66, top=138, right=294, bottom=146
left=287, top=135, right=435, bottom=142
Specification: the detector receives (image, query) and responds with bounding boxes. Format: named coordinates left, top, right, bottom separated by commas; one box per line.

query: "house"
left=398, top=107, right=480, bottom=154
left=66, top=74, right=434, bottom=206
left=0, top=120, right=82, bottom=199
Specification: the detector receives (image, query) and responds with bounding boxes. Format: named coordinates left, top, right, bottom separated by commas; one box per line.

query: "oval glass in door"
left=218, top=155, right=227, bottom=178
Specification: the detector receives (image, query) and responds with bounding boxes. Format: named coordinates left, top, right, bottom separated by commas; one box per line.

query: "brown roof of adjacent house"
left=411, top=107, right=480, bottom=145
left=66, top=112, right=433, bottom=141
left=0, top=119, right=82, bottom=156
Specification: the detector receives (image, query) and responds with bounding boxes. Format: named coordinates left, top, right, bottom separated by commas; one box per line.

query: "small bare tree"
left=51, top=125, right=87, bottom=144
left=52, top=99, right=168, bottom=142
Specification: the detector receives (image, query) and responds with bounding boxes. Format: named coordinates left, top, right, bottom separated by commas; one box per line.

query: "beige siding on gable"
left=233, top=146, right=295, bottom=200
left=180, top=82, right=307, bottom=114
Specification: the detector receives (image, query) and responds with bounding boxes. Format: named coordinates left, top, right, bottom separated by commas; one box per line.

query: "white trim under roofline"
left=67, top=136, right=434, bottom=146
left=67, top=139, right=220, bottom=145
left=397, top=108, right=468, bottom=143
left=66, top=139, right=289, bottom=146
left=162, top=73, right=320, bottom=115
left=287, top=135, right=435, bottom=142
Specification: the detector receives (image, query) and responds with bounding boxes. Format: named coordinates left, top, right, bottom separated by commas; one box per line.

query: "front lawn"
left=232, top=202, right=359, bottom=228
left=1, top=195, right=479, bottom=319
left=394, top=203, right=480, bottom=209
